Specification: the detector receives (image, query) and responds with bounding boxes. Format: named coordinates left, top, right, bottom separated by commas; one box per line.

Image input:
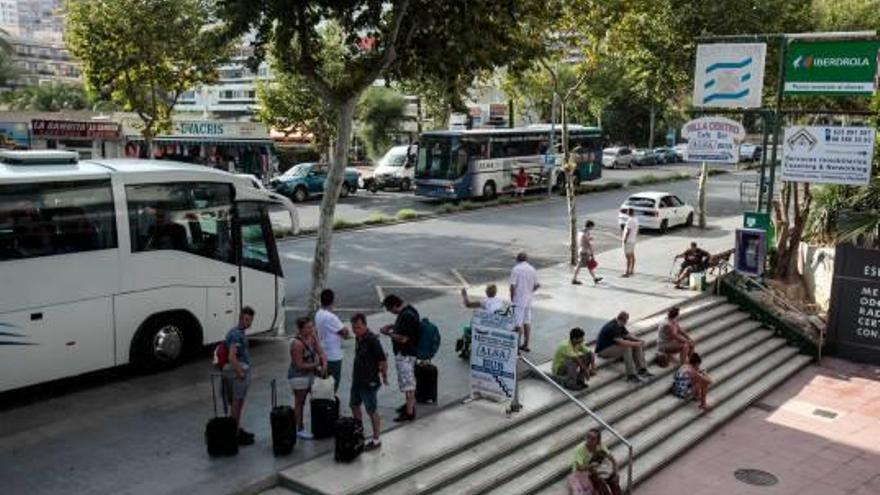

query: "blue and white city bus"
left=414, top=125, right=603, bottom=200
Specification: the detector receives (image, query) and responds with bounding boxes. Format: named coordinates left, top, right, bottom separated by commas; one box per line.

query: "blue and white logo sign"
left=693, top=43, right=767, bottom=109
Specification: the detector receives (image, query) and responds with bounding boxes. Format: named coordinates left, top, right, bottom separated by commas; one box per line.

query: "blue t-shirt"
left=595, top=319, right=628, bottom=354
left=225, top=327, right=250, bottom=366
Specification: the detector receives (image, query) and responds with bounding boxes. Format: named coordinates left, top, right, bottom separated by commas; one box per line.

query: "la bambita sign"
left=827, top=244, right=880, bottom=364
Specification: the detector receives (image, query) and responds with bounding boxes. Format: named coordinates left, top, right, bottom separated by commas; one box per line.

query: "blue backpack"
left=415, top=318, right=441, bottom=360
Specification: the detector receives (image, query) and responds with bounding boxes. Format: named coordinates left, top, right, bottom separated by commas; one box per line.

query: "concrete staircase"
left=270, top=295, right=812, bottom=495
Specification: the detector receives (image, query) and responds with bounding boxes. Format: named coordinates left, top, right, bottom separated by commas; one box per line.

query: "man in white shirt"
left=461, top=284, right=506, bottom=314
left=622, top=209, right=639, bottom=277
left=509, top=252, right=540, bottom=352
left=315, top=289, right=350, bottom=392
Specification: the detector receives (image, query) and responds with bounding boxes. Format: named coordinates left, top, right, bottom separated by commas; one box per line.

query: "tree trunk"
left=698, top=162, right=708, bottom=229
left=308, top=96, right=358, bottom=313
left=561, top=101, right=577, bottom=266
left=648, top=104, right=656, bottom=149
left=772, top=182, right=812, bottom=280
left=146, top=137, right=155, bottom=160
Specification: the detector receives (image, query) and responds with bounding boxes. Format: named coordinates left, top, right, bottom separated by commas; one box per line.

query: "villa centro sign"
left=785, top=40, right=880, bottom=95
left=681, top=116, right=746, bottom=164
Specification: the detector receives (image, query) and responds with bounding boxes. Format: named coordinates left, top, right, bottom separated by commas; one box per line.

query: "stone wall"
left=798, top=242, right=835, bottom=313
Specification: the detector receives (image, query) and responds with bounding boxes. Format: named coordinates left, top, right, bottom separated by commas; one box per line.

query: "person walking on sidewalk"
left=568, top=427, right=623, bottom=495
left=552, top=327, right=595, bottom=390
left=289, top=316, right=328, bottom=439
left=621, top=209, right=639, bottom=277
left=595, top=312, right=652, bottom=384
left=573, top=220, right=602, bottom=285
left=350, top=313, right=388, bottom=451
left=316, top=288, right=350, bottom=392
left=514, top=167, right=529, bottom=198
left=510, top=252, right=540, bottom=352
left=223, top=306, right=256, bottom=446
left=380, top=294, right=420, bottom=422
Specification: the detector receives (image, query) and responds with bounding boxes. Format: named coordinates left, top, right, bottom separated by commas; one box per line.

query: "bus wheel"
left=483, top=181, right=497, bottom=201
left=131, top=314, right=192, bottom=372
left=400, top=178, right=411, bottom=192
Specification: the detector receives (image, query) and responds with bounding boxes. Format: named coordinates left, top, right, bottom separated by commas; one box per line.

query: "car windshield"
left=378, top=148, right=408, bottom=168
left=603, top=149, right=619, bottom=156
left=283, top=164, right=311, bottom=178
left=417, top=137, right=465, bottom=180
left=626, top=196, right=656, bottom=208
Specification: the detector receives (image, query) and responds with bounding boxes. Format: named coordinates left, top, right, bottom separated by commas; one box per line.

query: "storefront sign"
left=827, top=244, right=880, bottom=363
left=735, top=228, right=766, bottom=277
left=119, top=116, right=270, bottom=141
left=781, top=126, right=875, bottom=185
left=470, top=310, right=517, bottom=402
left=31, top=119, right=120, bottom=140
left=681, top=116, right=746, bottom=163
left=785, top=40, right=880, bottom=95
left=693, top=43, right=767, bottom=108
left=0, top=122, right=29, bottom=148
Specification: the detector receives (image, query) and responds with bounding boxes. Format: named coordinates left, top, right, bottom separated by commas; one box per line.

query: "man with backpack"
left=380, top=294, right=420, bottom=422
left=219, top=306, right=256, bottom=446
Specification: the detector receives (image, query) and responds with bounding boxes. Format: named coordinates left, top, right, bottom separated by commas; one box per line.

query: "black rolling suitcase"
left=270, top=379, right=296, bottom=456
left=310, top=397, right=339, bottom=439
left=334, top=417, right=365, bottom=462
left=415, top=361, right=438, bottom=404
left=206, top=374, right=238, bottom=457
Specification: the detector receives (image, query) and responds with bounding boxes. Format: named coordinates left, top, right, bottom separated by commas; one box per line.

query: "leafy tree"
left=0, top=28, right=20, bottom=85
left=1, top=83, right=115, bottom=112
left=255, top=70, right=336, bottom=157
left=64, top=0, right=231, bottom=156
left=357, top=86, right=407, bottom=159
left=220, top=0, right=548, bottom=310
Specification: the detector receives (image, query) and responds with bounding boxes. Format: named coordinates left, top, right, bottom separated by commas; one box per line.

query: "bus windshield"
left=417, top=137, right=466, bottom=180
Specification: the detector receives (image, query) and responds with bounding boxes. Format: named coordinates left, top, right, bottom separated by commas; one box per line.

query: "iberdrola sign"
left=785, top=40, right=880, bottom=95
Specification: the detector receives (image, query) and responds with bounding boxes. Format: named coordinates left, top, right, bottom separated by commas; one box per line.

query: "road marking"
left=375, top=285, right=385, bottom=304
left=451, top=268, right=469, bottom=287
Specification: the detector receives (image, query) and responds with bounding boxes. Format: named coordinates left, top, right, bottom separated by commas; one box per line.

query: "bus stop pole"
left=548, top=93, right=558, bottom=196
left=757, top=110, right=771, bottom=211
left=766, top=37, right=788, bottom=214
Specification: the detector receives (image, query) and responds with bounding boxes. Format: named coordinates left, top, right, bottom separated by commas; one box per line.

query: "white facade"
left=177, top=45, right=270, bottom=118
left=0, top=0, right=20, bottom=35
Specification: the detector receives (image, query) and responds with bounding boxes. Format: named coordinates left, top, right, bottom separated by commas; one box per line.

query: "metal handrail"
left=518, top=355, right=634, bottom=495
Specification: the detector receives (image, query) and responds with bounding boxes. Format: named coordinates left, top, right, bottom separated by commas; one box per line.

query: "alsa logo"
left=793, top=54, right=869, bottom=70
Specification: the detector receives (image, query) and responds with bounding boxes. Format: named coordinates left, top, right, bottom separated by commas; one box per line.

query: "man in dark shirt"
left=673, top=242, right=710, bottom=289
left=350, top=313, right=387, bottom=451
left=380, top=294, right=420, bottom=422
left=595, top=311, right=652, bottom=383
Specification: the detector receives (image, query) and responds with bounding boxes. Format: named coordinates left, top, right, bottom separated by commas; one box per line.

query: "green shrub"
left=707, top=168, right=729, bottom=176
left=460, top=201, right=480, bottom=211
left=578, top=181, right=624, bottom=194
left=333, top=218, right=358, bottom=230
left=628, top=172, right=691, bottom=187
left=438, top=203, right=463, bottom=214
left=396, top=208, right=420, bottom=220
left=364, top=213, right=390, bottom=225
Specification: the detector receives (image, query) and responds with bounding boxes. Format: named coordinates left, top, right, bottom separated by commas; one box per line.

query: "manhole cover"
left=734, top=469, right=779, bottom=486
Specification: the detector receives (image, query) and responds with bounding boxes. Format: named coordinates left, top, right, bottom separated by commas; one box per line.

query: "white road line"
left=451, top=268, right=469, bottom=287
left=375, top=285, right=385, bottom=304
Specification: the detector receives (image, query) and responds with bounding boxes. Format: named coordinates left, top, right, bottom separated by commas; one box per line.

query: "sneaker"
left=237, top=431, right=255, bottom=446
left=393, top=411, right=416, bottom=423
left=593, top=277, right=603, bottom=285
left=364, top=439, right=382, bottom=451
left=638, top=369, right=655, bottom=378
left=519, top=345, right=531, bottom=352
left=297, top=429, right=314, bottom=440
left=572, top=279, right=583, bottom=285
left=626, top=375, right=643, bottom=384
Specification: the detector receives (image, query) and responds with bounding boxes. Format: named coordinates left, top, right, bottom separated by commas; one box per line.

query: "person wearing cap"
left=379, top=294, right=420, bottom=422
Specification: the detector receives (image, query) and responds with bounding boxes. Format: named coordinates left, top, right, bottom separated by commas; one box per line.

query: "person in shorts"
left=510, top=252, right=540, bottom=352
left=673, top=242, right=710, bottom=289
left=657, top=307, right=695, bottom=365
left=551, top=327, right=595, bottom=390
left=315, top=288, right=350, bottom=392
left=350, top=313, right=388, bottom=451
left=568, top=428, right=623, bottom=495
left=288, top=316, right=327, bottom=439
left=379, top=294, right=419, bottom=422
left=572, top=220, right=602, bottom=285
left=621, top=209, right=639, bottom=277
left=223, top=306, right=256, bottom=446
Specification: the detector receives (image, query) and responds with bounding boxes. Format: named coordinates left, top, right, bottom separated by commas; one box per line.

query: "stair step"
left=378, top=320, right=768, bottom=495
left=514, top=347, right=809, bottom=495
left=431, top=329, right=783, bottom=495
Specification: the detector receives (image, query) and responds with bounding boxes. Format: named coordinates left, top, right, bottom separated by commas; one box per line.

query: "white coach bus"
left=0, top=151, right=295, bottom=392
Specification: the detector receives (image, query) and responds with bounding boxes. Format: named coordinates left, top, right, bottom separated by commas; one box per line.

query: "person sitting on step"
left=671, top=351, right=713, bottom=412
left=568, top=427, right=623, bottom=495
left=656, top=307, right=695, bottom=366
left=552, top=327, right=595, bottom=390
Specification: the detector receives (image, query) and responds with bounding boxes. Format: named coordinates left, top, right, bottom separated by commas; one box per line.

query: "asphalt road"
left=279, top=167, right=749, bottom=318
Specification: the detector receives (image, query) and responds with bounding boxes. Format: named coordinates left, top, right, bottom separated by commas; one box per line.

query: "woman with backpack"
left=289, top=316, right=327, bottom=439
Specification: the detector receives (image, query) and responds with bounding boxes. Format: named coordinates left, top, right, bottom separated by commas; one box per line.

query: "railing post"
left=627, top=445, right=634, bottom=495
left=508, top=357, right=523, bottom=414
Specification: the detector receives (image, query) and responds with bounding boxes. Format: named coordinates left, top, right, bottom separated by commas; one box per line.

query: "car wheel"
left=660, top=219, right=669, bottom=234
left=367, top=181, right=379, bottom=194
left=340, top=183, right=351, bottom=198
left=685, top=212, right=694, bottom=227
left=131, top=315, right=189, bottom=372
left=483, top=181, right=497, bottom=200
left=612, top=161, right=619, bottom=169
left=293, top=186, right=308, bottom=203
left=400, top=178, right=411, bottom=192
left=627, top=162, right=633, bottom=169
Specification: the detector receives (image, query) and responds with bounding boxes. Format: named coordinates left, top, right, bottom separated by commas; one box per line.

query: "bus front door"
left=235, top=202, right=284, bottom=334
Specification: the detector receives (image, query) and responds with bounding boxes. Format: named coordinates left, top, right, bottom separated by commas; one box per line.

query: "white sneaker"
left=297, top=430, right=314, bottom=440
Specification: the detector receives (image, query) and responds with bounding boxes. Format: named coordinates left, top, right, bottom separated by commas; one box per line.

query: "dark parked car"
left=272, top=162, right=360, bottom=202
left=653, top=147, right=682, bottom=164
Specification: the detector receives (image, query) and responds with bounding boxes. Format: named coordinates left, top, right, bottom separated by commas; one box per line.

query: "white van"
left=367, top=144, right=417, bottom=192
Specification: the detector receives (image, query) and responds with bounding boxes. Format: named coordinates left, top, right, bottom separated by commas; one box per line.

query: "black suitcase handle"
left=271, top=378, right=278, bottom=409
left=210, top=373, right=229, bottom=418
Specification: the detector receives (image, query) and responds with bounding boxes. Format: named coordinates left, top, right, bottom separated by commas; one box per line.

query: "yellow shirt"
left=572, top=443, right=612, bottom=472
left=552, top=340, right=591, bottom=374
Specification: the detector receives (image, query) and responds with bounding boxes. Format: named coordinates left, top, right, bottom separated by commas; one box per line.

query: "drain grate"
left=735, top=468, right=779, bottom=486
left=812, top=408, right=838, bottom=419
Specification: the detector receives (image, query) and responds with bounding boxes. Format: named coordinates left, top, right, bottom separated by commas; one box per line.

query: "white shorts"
left=515, top=187, right=526, bottom=195
left=513, top=305, right=532, bottom=327
left=623, top=243, right=636, bottom=255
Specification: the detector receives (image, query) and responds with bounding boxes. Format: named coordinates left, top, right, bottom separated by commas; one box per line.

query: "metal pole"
left=757, top=110, right=770, bottom=211
left=548, top=93, right=558, bottom=196
left=627, top=445, right=634, bottom=495
left=766, top=37, right=788, bottom=214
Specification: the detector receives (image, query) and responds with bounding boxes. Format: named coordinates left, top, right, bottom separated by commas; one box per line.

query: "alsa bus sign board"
left=693, top=43, right=767, bottom=109
left=469, top=310, right=517, bottom=403
left=681, top=116, right=746, bottom=164
left=785, top=40, right=880, bottom=95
